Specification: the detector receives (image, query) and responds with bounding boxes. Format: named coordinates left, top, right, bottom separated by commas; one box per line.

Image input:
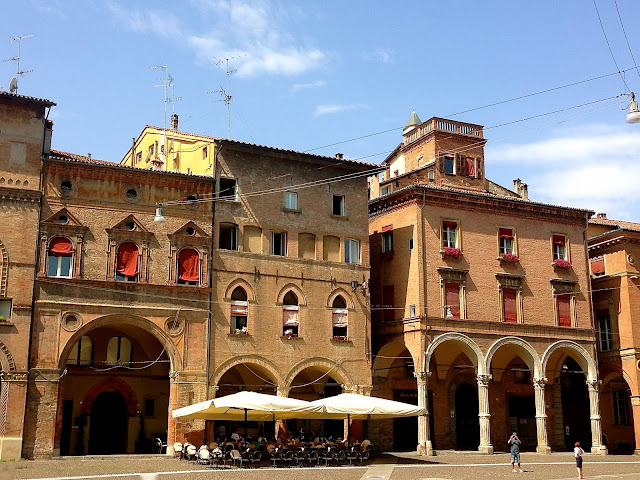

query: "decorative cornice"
left=477, top=374, right=492, bottom=386
left=533, top=377, right=548, bottom=388
left=0, top=371, right=27, bottom=382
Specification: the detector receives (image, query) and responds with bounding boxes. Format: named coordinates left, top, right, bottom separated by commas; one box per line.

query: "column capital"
left=586, top=379, right=601, bottom=391
left=476, top=374, right=492, bottom=386
left=414, top=371, right=431, bottom=384
left=277, top=386, right=290, bottom=397
left=533, top=377, right=548, bottom=388
left=169, top=371, right=179, bottom=383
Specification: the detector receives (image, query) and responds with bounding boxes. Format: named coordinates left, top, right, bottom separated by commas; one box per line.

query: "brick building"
left=588, top=215, right=640, bottom=454
left=368, top=112, right=604, bottom=455
left=0, top=92, right=55, bottom=460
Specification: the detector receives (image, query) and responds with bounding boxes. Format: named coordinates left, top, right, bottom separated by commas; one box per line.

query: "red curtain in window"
left=116, top=242, right=139, bottom=276
left=499, top=228, right=513, bottom=239
left=445, top=283, right=460, bottom=319
left=557, top=295, right=571, bottom=327
left=465, top=157, right=476, bottom=177
left=503, top=288, right=517, bottom=323
left=443, top=221, right=457, bottom=229
left=552, top=235, right=566, bottom=246
left=49, top=237, right=73, bottom=256
left=591, top=258, right=605, bottom=275
left=178, top=248, right=200, bottom=282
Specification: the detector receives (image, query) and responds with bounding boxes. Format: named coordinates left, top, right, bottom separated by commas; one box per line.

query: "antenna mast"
left=4, top=34, right=34, bottom=93
left=209, top=54, right=244, bottom=139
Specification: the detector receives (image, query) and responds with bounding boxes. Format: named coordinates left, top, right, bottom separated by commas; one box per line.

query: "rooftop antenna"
left=167, top=74, right=182, bottom=117
left=150, top=65, right=181, bottom=169
left=4, top=34, right=34, bottom=93
left=208, top=54, right=244, bottom=139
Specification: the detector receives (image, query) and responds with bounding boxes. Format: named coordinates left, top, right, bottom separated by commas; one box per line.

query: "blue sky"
left=3, top=0, right=640, bottom=220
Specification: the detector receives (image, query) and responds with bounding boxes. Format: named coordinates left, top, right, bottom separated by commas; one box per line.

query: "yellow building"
left=121, top=115, right=217, bottom=175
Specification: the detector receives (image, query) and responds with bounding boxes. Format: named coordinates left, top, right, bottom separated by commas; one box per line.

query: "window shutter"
left=445, top=283, right=460, bottom=319
left=116, top=243, right=139, bottom=276
left=456, top=154, right=465, bottom=175
left=591, top=257, right=605, bottom=275
left=557, top=295, right=571, bottom=326
left=553, top=235, right=566, bottom=246
left=49, top=237, right=74, bottom=256
left=438, top=154, right=445, bottom=173
left=476, top=158, right=483, bottom=179
left=178, top=248, right=200, bottom=282
left=503, top=288, right=517, bottom=323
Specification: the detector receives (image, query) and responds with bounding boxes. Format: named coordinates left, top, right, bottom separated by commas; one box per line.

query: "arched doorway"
left=455, top=382, right=479, bottom=450
left=600, top=374, right=636, bottom=454
left=88, top=391, right=128, bottom=454
left=560, top=357, right=591, bottom=451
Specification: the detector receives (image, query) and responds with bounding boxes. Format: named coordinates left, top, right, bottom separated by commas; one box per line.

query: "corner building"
left=368, top=112, right=604, bottom=455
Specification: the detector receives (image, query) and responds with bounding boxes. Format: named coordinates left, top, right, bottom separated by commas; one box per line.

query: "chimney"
left=43, top=119, right=53, bottom=155
left=513, top=178, right=529, bottom=200
left=335, top=153, right=344, bottom=160
left=87, top=153, right=91, bottom=159
left=597, top=213, right=607, bottom=219
left=170, top=114, right=179, bottom=130
left=513, top=178, right=522, bottom=193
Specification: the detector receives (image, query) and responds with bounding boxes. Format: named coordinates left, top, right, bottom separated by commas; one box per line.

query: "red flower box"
left=443, top=247, right=460, bottom=258
left=553, top=258, right=572, bottom=268
left=382, top=249, right=395, bottom=261
left=501, top=253, right=519, bottom=262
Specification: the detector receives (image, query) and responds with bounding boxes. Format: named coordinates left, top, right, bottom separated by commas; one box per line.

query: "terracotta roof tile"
left=0, top=91, right=56, bottom=106
left=589, top=217, right=640, bottom=232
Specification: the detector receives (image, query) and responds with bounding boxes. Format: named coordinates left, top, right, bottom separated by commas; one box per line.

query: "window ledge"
left=281, top=335, right=302, bottom=340
left=331, top=337, right=351, bottom=343
left=498, top=255, right=520, bottom=262
left=0, top=320, right=13, bottom=326
left=331, top=214, right=349, bottom=220
left=228, top=332, right=251, bottom=338
left=282, top=207, right=302, bottom=214
left=440, top=248, right=461, bottom=259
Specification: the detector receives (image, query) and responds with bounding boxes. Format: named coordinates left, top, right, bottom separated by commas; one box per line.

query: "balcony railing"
left=404, top=118, right=483, bottom=145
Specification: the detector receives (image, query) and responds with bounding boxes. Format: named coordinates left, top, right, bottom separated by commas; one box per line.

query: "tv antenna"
left=208, top=54, right=244, bottom=139
left=4, top=34, right=34, bottom=94
left=149, top=65, right=181, bottom=168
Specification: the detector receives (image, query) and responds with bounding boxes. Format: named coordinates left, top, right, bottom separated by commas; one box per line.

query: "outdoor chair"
left=224, top=443, right=234, bottom=453
left=306, top=449, right=319, bottom=466
left=239, top=451, right=252, bottom=468
left=197, top=448, right=211, bottom=466
left=346, top=447, right=360, bottom=465
left=357, top=448, right=371, bottom=466
left=269, top=449, right=283, bottom=467
left=222, top=450, right=235, bottom=468
left=155, top=438, right=167, bottom=454
left=294, top=449, right=307, bottom=467
left=333, top=450, right=347, bottom=466
left=282, top=449, right=295, bottom=467
left=209, top=442, right=218, bottom=450
left=173, top=442, right=183, bottom=459
left=185, top=444, right=197, bottom=462
left=250, top=451, right=262, bottom=468
left=317, top=448, right=330, bottom=466
left=209, top=448, right=223, bottom=469
left=229, top=449, right=242, bottom=467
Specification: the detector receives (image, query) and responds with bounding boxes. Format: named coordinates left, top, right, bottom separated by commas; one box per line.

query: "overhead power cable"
left=613, top=0, right=640, bottom=80
left=593, top=0, right=629, bottom=91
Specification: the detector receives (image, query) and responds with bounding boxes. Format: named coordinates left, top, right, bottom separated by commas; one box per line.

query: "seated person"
left=361, top=439, right=371, bottom=450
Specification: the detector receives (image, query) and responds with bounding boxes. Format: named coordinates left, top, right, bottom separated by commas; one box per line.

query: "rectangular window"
left=144, top=398, right=155, bottom=417
left=230, top=301, right=248, bottom=333
left=499, top=228, right=515, bottom=255
left=333, top=195, right=345, bottom=216
left=557, top=294, right=572, bottom=326
left=553, top=234, right=567, bottom=260
left=283, top=306, right=299, bottom=337
left=243, top=226, right=262, bottom=253
left=591, top=257, right=605, bottom=276
left=285, top=192, right=298, bottom=210
left=444, top=283, right=460, bottom=318
left=345, top=239, right=360, bottom=264
left=332, top=308, right=348, bottom=339
left=271, top=231, right=287, bottom=256
left=382, top=226, right=393, bottom=253
left=219, top=223, right=238, bottom=250
left=136, top=152, right=142, bottom=164
left=323, top=235, right=341, bottom=262
left=503, top=288, right=518, bottom=323
left=298, top=233, right=316, bottom=259
left=0, top=299, right=12, bottom=323
left=444, top=155, right=455, bottom=174
left=48, top=255, right=73, bottom=278
left=409, top=304, right=416, bottom=317
left=382, top=285, right=394, bottom=322
left=408, top=238, right=414, bottom=251
left=597, top=309, right=613, bottom=351
left=219, top=177, right=238, bottom=201
left=380, top=186, right=390, bottom=196
left=202, top=146, right=208, bottom=159
left=442, top=221, right=458, bottom=248
left=613, top=390, right=630, bottom=425
left=465, top=157, right=477, bottom=178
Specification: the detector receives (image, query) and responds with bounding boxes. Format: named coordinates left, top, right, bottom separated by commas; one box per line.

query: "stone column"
left=533, top=377, right=551, bottom=454
left=414, top=371, right=433, bottom=456
left=587, top=379, right=607, bottom=454
left=275, top=386, right=290, bottom=441
left=631, top=395, right=640, bottom=455
left=166, top=371, right=179, bottom=455
left=477, top=374, right=493, bottom=454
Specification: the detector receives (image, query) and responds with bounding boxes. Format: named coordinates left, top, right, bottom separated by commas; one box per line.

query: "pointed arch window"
left=282, top=291, right=299, bottom=337
left=106, top=336, right=132, bottom=366
left=47, top=237, right=74, bottom=278
left=177, top=248, right=200, bottom=285
left=115, top=242, right=139, bottom=282
left=230, top=286, right=248, bottom=334
left=332, top=295, right=348, bottom=340
left=67, top=336, right=93, bottom=366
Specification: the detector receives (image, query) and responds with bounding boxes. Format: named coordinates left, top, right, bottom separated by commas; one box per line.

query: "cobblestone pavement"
left=4, top=451, right=640, bottom=480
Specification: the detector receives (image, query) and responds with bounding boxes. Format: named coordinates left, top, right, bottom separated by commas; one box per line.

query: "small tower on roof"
left=403, top=110, right=422, bottom=135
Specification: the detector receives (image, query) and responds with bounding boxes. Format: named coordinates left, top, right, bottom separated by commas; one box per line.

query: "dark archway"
left=455, top=382, right=479, bottom=449
left=561, top=356, right=591, bottom=451
left=88, top=391, right=128, bottom=454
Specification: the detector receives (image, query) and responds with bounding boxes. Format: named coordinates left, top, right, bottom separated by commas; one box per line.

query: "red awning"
left=178, top=248, right=200, bottom=282
left=49, top=237, right=73, bottom=256
left=443, top=220, right=458, bottom=229
left=382, top=225, right=393, bottom=232
left=499, top=228, right=513, bottom=239
left=552, top=235, right=566, bottom=246
left=591, top=258, right=605, bottom=275
left=116, top=242, right=139, bottom=277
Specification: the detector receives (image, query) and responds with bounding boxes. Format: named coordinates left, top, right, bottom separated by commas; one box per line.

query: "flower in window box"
left=382, top=249, right=395, bottom=261
left=0, top=315, right=7, bottom=323
left=500, top=253, right=520, bottom=262
left=442, top=247, right=460, bottom=258
left=553, top=258, right=572, bottom=269
left=283, top=328, right=298, bottom=339
left=233, top=327, right=248, bottom=335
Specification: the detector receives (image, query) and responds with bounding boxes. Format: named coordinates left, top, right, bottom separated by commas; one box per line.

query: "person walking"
left=574, top=441, right=585, bottom=479
left=509, top=432, right=523, bottom=473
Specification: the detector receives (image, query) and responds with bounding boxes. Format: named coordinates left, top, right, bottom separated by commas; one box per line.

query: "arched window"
left=47, top=237, right=74, bottom=278
left=282, top=291, right=299, bottom=337
left=230, top=286, right=248, bottom=334
left=115, top=242, right=139, bottom=282
left=332, top=296, right=348, bottom=340
left=177, top=248, right=200, bottom=285
left=67, top=336, right=93, bottom=366
left=107, top=336, right=132, bottom=365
